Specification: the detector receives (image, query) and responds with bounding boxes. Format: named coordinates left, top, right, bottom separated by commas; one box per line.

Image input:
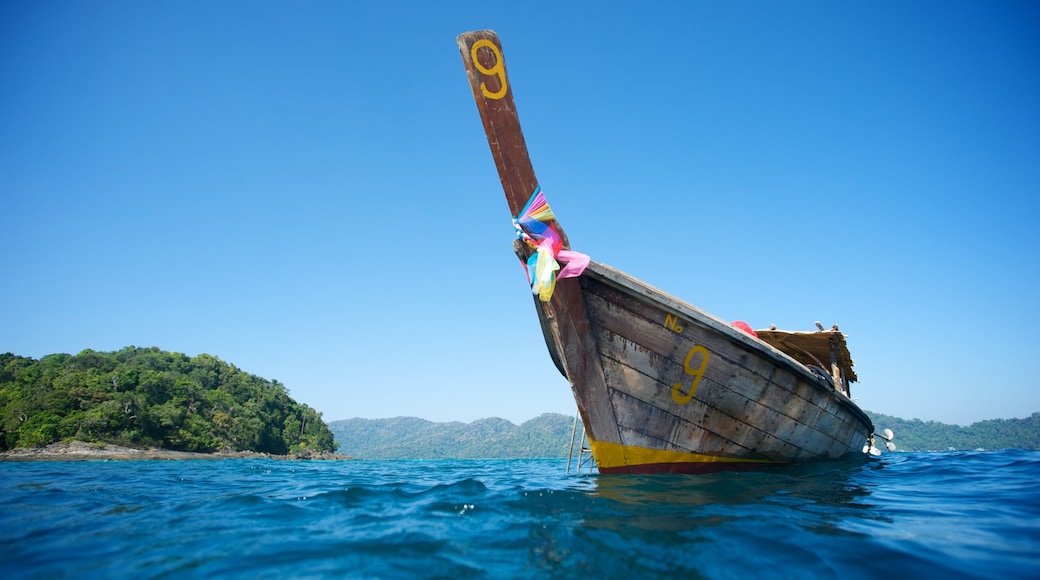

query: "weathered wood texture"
left=577, top=262, right=872, bottom=462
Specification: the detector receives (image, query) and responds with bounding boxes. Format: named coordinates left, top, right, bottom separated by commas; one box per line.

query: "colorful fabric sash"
left=512, top=187, right=590, bottom=301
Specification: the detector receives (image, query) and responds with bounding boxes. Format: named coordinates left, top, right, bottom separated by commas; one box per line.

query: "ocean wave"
left=1, top=454, right=1037, bottom=578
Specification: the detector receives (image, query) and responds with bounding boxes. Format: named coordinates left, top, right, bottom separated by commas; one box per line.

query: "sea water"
left=1, top=451, right=1037, bottom=579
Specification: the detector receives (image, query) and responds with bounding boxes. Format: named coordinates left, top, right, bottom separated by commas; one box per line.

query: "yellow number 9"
left=672, top=345, right=709, bottom=405
left=471, top=39, right=508, bottom=100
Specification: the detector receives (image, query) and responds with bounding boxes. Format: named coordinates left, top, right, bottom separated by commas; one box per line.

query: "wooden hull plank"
left=568, top=262, right=871, bottom=468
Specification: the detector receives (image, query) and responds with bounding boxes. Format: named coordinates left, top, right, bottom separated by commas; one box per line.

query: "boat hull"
left=540, top=261, right=874, bottom=475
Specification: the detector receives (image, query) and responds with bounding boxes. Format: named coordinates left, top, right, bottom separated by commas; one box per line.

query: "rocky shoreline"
left=0, top=441, right=352, bottom=461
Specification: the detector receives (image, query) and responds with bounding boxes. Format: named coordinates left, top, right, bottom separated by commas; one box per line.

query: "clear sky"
left=2, top=1, right=1038, bottom=427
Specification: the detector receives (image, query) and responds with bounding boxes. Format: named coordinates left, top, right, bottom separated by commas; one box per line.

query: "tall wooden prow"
left=458, top=30, right=622, bottom=449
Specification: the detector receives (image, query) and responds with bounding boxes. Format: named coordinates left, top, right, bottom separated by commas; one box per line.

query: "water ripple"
left=1, top=454, right=1037, bottom=578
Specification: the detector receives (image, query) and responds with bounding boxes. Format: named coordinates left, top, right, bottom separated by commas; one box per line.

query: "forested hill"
left=330, top=412, right=1040, bottom=459
left=328, top=414, right=576, bottom=459
left=0, top=348, right=336, bottom=454
left=866, top=411, right=1040, bottom=452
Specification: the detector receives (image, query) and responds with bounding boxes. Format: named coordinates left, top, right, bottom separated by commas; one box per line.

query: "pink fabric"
left=513, top=187, right=590, bottom=301
left=556, top=249, right=590, bottom=279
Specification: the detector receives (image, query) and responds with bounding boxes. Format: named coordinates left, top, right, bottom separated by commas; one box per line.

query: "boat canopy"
left=755, top=328, right=858, bottom=384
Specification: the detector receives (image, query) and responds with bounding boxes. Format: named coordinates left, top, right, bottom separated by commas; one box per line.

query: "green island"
left=3, top=348, right=1037, bottom=460
left=0, top=348, right=337, bottom=456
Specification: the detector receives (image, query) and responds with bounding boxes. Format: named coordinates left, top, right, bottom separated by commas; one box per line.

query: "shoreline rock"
left=0, top=441, right=352, bottom=462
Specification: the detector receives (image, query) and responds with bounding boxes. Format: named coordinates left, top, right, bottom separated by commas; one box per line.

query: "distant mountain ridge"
left=327, top=413, right=576, bottom=459
left=329, top=411, right=1040, bottom=459
left=865, top=411, right=1040, bottom=452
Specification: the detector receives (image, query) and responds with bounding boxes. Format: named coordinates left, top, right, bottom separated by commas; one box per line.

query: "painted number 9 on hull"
left=470, top=39, right=508, bottom=99
left=672, top=345, right=709, bottom=405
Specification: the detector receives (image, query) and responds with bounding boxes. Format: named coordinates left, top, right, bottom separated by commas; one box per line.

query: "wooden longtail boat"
left=458, top=30, right=876, bottom=474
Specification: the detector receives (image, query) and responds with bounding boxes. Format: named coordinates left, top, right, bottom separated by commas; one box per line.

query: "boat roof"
left=755, top=329, right=858, bottom=383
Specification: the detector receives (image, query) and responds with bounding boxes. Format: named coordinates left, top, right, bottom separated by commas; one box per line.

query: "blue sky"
left=2, top=1, right=1038, bottom=426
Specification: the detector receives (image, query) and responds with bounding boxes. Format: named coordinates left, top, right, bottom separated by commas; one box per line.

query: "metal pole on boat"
left=580, top=428, right=593, bottom=473
left=566, top=412, right=579, bottom=474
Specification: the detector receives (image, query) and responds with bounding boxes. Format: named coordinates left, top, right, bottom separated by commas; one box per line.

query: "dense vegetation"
left=328, top=413, right=577, bottom=459
left=330, top=411, right=1039, bottom=459
left=0, top=348, right=336, bottom=454
left=867, top=411, right=1040, bottom=452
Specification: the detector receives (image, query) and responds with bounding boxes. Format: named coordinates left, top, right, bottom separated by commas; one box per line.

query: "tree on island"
left=0, top=347, right=336, bottom=454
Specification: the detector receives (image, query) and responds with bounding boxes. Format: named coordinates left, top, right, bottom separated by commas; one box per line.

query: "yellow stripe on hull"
left=590, top=439, right=783, bottom=472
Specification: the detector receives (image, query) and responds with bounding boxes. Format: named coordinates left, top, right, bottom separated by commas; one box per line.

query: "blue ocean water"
left=1, top=451, right=1037, bottom=579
